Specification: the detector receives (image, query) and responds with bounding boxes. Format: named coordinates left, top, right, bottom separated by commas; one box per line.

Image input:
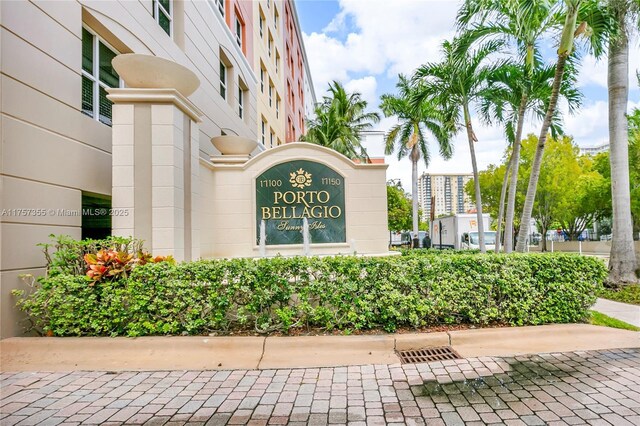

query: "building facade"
left=253, top=0, right=285, bottom=148
left=418, top=173, right=474, bottom=221
left=283, top=0, right=308, bottom=142
left=0, top=0, right=313, bottom=338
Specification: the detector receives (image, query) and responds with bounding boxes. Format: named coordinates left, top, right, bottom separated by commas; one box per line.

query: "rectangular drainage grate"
left=397, top=346, right=462, bottom=364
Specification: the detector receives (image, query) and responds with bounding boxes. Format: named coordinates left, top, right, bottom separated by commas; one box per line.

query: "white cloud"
left=578, top=34, right=640, bottom=89
left=345, top=76, right=378, bottom=108
left=562, top=100, right=609, bottom=145
left=303, top=0, right=461, bottom=95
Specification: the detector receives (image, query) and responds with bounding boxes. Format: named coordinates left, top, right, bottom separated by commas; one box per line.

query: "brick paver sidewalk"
left=1, top=348, right=639, bottom=425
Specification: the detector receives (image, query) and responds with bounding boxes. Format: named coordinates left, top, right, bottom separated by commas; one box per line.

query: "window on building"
left=261, top=119, right=266, bottom=145
left=259, top=8, right=265, bottom=38
left=234, top=15, right=243, bottom=49
left=274, top=7, right=279, bottom=29
left=267, top=0, right=270, bottom=8
left=237, top=81, right=245, bottom=119
left=267, top=32, right=273, bottom=57
left=153, top=0, right=172, bottom=36
left=276, top=95, right=280, bottom=118
left=260, top=67, right=265, bottom=93
left=268, top=82, right=273, bottom=107
left=277, top=138, right=282, bottom=146
left=213, top=0, right=224, bottom=17
left=270, top=129, right=275, bottom=148
left=81, top=27, right=120, bottom=126
left=219, top=61, right=227, bottom=99
left=275, top=51, right=280, bottom=74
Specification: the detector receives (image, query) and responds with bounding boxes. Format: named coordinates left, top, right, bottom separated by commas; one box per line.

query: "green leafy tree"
left=302, top=81, right=380, bottom=161
left=473, top=134, right=609, bottom=250
left=519, top=134, right=607, bottom=250
left=591, top=108, right=640, bottom=238
left=555, top=154, right=609, bottom=240
left=387, top=184, right=412, bottom=232
left=465, top=163, right=507, bottom=222
left=380, top=75, right=453, bottom=241
left=629, top=109, right=640, bottom=233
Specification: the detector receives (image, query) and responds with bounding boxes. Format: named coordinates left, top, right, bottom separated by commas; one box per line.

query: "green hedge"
left=14, top=253, right=606, bottom=337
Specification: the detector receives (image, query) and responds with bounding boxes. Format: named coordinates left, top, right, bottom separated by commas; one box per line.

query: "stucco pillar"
left=107, top=88, right=202, bottom=261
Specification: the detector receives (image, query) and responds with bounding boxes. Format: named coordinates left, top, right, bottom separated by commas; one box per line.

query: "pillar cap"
left=106, top=88, right=203, bottom=122
left=112, top=54, right=200, bottom=97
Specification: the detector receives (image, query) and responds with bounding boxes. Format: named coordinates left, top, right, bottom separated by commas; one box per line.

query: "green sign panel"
left=256, top=160, right=346, bottom=245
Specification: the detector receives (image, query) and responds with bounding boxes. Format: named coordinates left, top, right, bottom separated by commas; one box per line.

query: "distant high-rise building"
left=579, top=143, right=609, bottom=156
left=418, top=173, right=474, bottom=221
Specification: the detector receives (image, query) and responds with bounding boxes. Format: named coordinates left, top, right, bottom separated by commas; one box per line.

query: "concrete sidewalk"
left=1, top=324, right=638, bottom=372
left=592, top=298, right=640, bottom=327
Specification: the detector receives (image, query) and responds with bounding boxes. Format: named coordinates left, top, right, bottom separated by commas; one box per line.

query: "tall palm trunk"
left=464, top=103, right=486, bottom=252
left=504, top=96, right=527, bottom=253
left=411, top=148, right=420, bottom=247
left=495, top=152, right=512, bottom=253
left=608, top=6, right=638, bottom=283
left=516, top=2, right=579, bottom=252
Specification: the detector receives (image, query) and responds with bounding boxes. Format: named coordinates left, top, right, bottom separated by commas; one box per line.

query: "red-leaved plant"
left=84, top=249, right=174, bottom=285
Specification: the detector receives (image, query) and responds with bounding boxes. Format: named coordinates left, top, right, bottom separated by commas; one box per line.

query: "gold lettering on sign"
left=261, top=188, right=341, bottom=221
left=276, top=220, right=327, bottom=231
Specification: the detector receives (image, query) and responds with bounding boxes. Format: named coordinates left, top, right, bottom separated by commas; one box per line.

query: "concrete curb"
left=1, top=324, right=638, bottom=372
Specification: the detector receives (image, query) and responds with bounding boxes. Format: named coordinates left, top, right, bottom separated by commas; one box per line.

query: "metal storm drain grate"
left=397, top=346, right=462, bottom=364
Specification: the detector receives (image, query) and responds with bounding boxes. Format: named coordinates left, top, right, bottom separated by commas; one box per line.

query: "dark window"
left=219, top=61, right=227, bottom=99
left=82, top=193, right=112, bottom=240
left=153, top=0, right=172, bottom=36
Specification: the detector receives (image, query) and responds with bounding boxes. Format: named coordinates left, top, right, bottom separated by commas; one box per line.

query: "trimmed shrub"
left=14, top=252, right=605, bottom=337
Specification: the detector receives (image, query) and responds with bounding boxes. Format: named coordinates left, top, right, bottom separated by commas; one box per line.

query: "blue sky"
left=295, top=0, right=640, bottom=189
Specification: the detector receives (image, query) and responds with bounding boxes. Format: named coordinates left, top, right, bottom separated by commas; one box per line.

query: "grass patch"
left=588, top=310, right=640, bottom=331
left=598, top=284, right=640, bottom=306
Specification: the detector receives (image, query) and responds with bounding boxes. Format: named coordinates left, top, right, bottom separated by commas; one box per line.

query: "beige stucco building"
left=253, top=0, right=286, bottom=148
left=0, top=1, right=384, bottom=339
left=0, top=0, right=261, bottom=338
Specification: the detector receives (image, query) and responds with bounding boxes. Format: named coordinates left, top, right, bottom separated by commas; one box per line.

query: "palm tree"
left=413, top=38, right=505, bottom=252
left=478, top=62, right=582, bottom=251
left=302, top=81, right=380, bottom=160
left=607, top=0, right=639, bottom=283
left=456, top=0, right=564, bottom=253
left=380, top=75, right=454, bottom=242
left=515, top=0, right=610, bottom=251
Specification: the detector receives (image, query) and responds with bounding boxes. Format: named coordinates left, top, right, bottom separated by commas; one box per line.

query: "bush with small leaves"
left=13, top=238, right=606, bottom=336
